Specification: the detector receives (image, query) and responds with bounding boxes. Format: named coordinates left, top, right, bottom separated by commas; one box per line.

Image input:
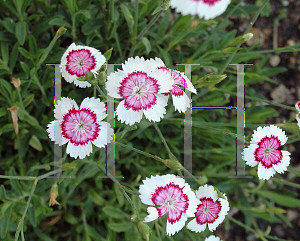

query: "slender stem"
left=137, top=10, right=163, bottom=40
left=215, top=88, right=295, bottom=111
left=17, top=88, right=24, bottom=109
left=97, top=163, right=140, bottom=219
left=227, top=216, right=256, bottom=233
left=0, top=175, right=36, bottom=181
left=116, top=141, right=164, bottom=162
left=120, top=188, right=140, bottom=219
left=114, top=32, right=124, bottom=62
left=219, top=0, right=270, bottom=75
left=153, top=122, right=176, bottom=160
left=95, top=84, right=107, bottom=98
left=15, top=178, right=38, bottom=241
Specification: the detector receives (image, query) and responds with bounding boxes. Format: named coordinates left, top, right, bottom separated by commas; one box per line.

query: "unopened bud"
left=242, top=33, right=254, bottom=42
left=49, top=183, right=60, bottom=206
left=98, top=71, right=107, bottom=84
left=164, top=0, right=170, bottom=10
left=85, top=71, right=95, bottom=82
left=55, top=25, right=67, bottom=37
left=130, top=214, right=138, bottom=222
left=164, top=159, right=183, bottom=171
left=11, top=77, right=21, bottom=88
left=229, top=33, right=254, bottom=47
left=7, top=106, right=19, bottom=134
left=137, top=221, right=151, bottom=241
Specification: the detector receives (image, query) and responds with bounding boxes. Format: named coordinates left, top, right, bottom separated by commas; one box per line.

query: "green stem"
left=219, top=0, right=270, bottom=75
left=116, top=141, right=164, bottom=162
left=0, top=175, right=36, bottom=181
left=215, top=88, right=295, bottom=111
left=95, top=84, right=107, bottom=98
left=153, top=122, right=176, bottom=160
left=132, top=0, right=139, bottom=44
left=97, top=163, right=140, bottom=219
left=227, top=216, right=256, bottom=233
left=15, top=178, right=38, bottom=241
left=136, top=10, right=163, bottom=40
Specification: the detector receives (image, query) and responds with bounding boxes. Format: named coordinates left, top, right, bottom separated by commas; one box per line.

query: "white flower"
left=187, top=185, right=229, bottom=233
left=60, top=43, right=106, bottom=88
left=139, top=174, right=197, bottom=236
left=205, top=235, right=223, bottom=241
left=242, top=125, right=291, bottom=180
left=170, top=0, right=231, bottom=20
left=106, top=57, right=174, bottom=125
left=295, top=101, right=300, bottom=128
left=152, top=59, right=197, bottom=113
left=47, top=97, right=114, bottom=159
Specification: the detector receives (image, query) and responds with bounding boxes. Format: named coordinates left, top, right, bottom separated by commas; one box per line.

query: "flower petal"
left=148, top=69, right=174, bottom=93
left=116, top=100, right=143, bottom=125
left=143, top=94, right=167, bottom=123
left=54, top=97, right=78, bottom=119
left=144, top=207, right=160, bottom=222
left=257, top=162, right=276, bottom=180
left=166, top=213, right=187, bottom=236
left=242, top=144, right=259, bottom=167
left=272, top=150, right=290, bottom=173
left=66, top=142, right=92, bottom=159
left=186, top=218, right=207, bottom=233
left=92, top=122, right=114, bottom=148
left=171, top=92, right=191, bottom=113
left=106, top=70, right=128, bottom=98
left=80, top=97, right=107, bottom=121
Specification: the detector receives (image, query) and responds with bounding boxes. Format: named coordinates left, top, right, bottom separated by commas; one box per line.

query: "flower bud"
left=85, top=71, right=95, bottom=82
left=49, top=183, right=60, bottom=206
left=164, top=159, right=183, bottom=171
left=98, top=71, right=107, bottom=84
left=7, top=106, right=19, bottom=134
left=55, top=25, right=67, bottom=37
left=11, top=77, right=21, bottom=88
left=228, top=33, right=254, bottom=47
left=137, top=221, right=151, bottom=241
left=130, top=214, right=138, bottom=222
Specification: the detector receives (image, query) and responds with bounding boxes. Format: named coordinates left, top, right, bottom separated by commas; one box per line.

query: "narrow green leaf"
left=0, top=18, right=16, bottom=34
left=18, top=47, right=34, bottom=60
left=15, top=21, right=27, bottom=45
left=0, top=185, right=8, bottom=201
left=1, top=42, right=9, bottom=65
left=103, top=48, right=113, bottom=62
left=257, top=190, right=300, bottom=208
left=0, top=202, right=13, bottom=239
left=28, top=34, right=37, bottom=55
left=20, top=61, right=30, bottom=78
left=9, top=167, right=23, bottom=195
left=120, top=4, right=134, bottom=35
left=108, top=222, right=133, bottom=232
left=29, top=135, right=43, bottom=151
left=0, top=78, right=12, bottom=97
left=102, top=206, right=125, bottom=219
left=114, top=183, right=124, bottom=207
left=23, top=94, right=35, bottom=108
left=87, top=189, right=105, bottom=206
left=9, top=42, right=19, bottom=71
left=141, top=37, right=151, bottom=54
left=152, top=5, right=163, bottom=16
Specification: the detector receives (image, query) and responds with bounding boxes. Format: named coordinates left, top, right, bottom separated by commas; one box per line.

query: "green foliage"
left=0, top=0, right=299, bottom=240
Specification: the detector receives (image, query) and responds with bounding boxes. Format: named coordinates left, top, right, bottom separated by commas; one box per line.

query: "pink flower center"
left=61, top=108, right=100, bottom=146
left=158, top=67, right=185, bottom=97
left=254, top=135, right=282, bottom=168
left=151, top=182, right=189, bottom=224
left=191, top=0, right=221, bottom=6
left=66, top=49, right=96, bottom=77
left=118, top=71, right=159, bottom=111
left=195, top=197, right=221, bottom=225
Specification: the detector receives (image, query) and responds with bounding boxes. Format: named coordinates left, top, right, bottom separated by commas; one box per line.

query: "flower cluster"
left=106, top=56, right=197, bottom=125
left=139, top=174, right=229, bottom=236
